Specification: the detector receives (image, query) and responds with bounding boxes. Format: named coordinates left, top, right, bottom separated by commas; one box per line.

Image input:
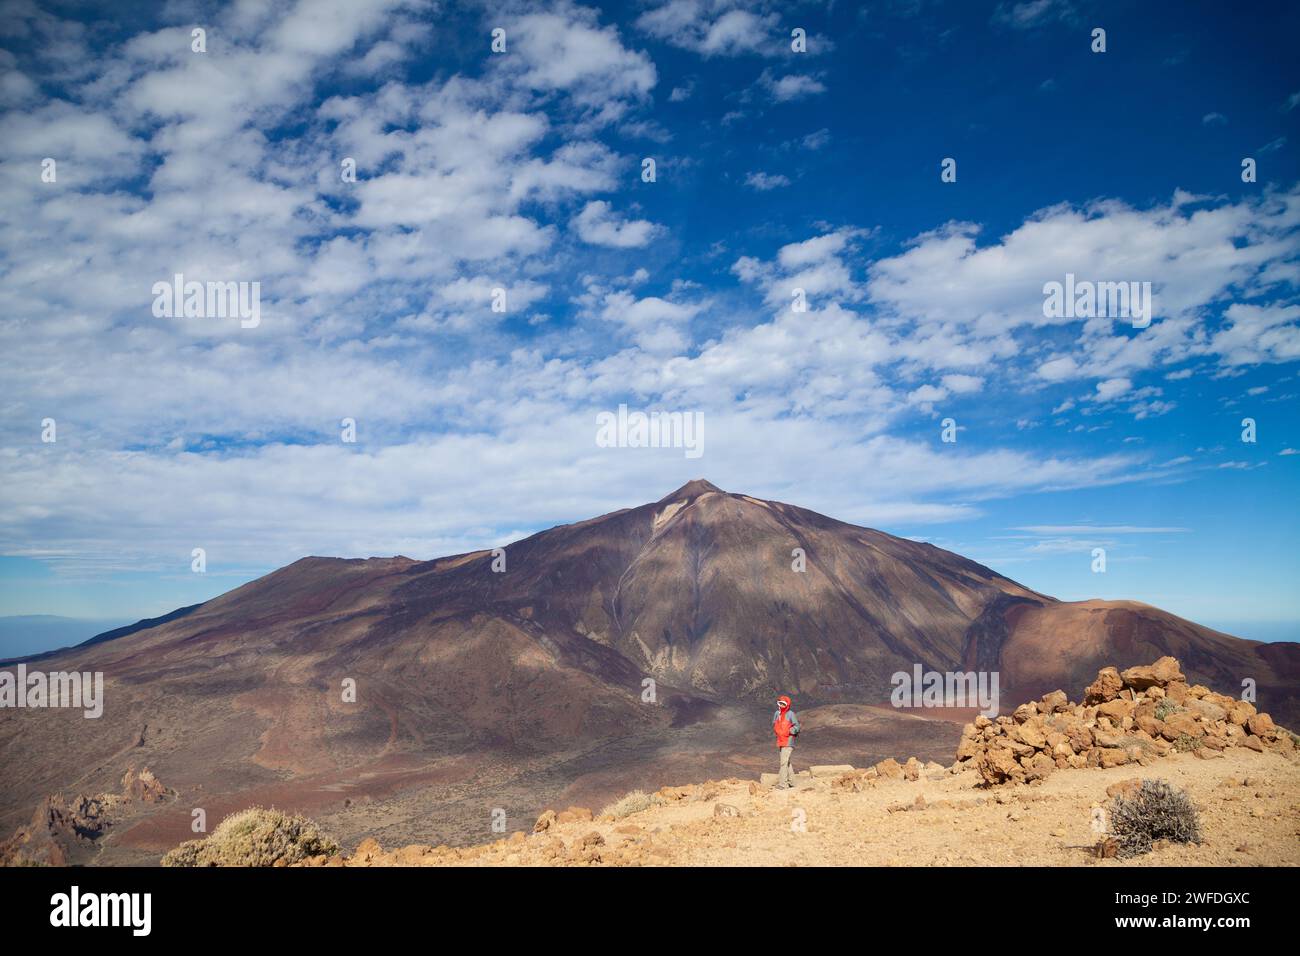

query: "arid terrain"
left=299, top=656, right=1300, bottom=868
left=2, top=482, right=1297, bottom=865
left=333, top=748, right=1299, bottom=867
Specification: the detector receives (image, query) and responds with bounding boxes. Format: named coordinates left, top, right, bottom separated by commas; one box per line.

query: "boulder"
left=1246, top=713, right=1277, bottom=740
left=1065, top=723, right=1094, bottom=753
left=1092, top=729, right=1128, bottom=749
left=1120, top=656, right=1184, bottom=690
left=1097, top=698, right=1135, bottom=722
left=992, top=736, right=1035, bottom=757
left=1185, top=698, right=1227, bottom=722
left=1226, top=700, right=1256, bottom=726
left=976, top=747, right=1025, bottom=786
left=1160, top=712, right=1204, bottom=741
left=1040, top=690, right=1070, bottom=713
left=875, top=758, right=904, bottom=780
left=555, top=806, right=594, bottom=824
left=1014, top=719, right=1048, bottom=750
left=1098, top=748, right=1130, bottom=768
left=831, top=770, right=874, bottom=793
left=1025, top=752, right=1055, bottom=781
left=1084, top=667, right=1124, bottom=704
left=809, top=764, right=856, bottom=777
left=1135, top=714, right=1164, bottom=738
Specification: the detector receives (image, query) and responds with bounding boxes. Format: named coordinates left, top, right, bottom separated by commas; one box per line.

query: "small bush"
left=1154, top=700, right=1178, bottom=721
left=1108, top=779, right=1202, bottom=858
left=1173, top=733, right=1202, bottom=753
left=161, top=807, right=339, bottom=867
left=599, top=790, right=652, bottom=819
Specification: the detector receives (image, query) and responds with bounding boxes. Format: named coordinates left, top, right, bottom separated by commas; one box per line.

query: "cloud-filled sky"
left=1, top=0, right=1298, bottom=639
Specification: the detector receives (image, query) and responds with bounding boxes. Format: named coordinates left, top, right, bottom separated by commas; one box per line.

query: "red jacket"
left=773, top=695, right=799, bottom=747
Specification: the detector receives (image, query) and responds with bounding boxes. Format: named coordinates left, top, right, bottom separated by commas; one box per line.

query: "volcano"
left=2, top=479, right=1295, bottom=861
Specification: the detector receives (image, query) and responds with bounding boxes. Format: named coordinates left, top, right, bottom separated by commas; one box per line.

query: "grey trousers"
left=778, top=746, right=794, bottom=786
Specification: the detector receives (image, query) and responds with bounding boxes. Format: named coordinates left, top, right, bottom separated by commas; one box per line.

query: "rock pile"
left=957, top=657, right=1295, bottom=786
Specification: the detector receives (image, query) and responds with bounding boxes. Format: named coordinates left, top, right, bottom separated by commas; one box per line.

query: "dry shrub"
left=1108, top=779, right=1202, bottom=858
left=599, top=790, right=652, bottom=819
left=162, top=807, right=339, bottom=867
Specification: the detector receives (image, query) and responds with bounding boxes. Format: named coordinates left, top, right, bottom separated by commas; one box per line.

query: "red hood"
left=776, top=695, right=791, bottom=711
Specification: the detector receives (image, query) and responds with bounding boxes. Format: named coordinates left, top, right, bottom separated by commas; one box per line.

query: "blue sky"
left=1, top=0, right=1297, bottom=642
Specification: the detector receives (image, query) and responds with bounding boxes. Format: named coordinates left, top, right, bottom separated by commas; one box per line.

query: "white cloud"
left=869, top=188, right=1300, bottom=383
left=572, top=200, right=661, bottom=248
left=941, top=373, right=983, bottom=394
left=761, top=70, right=827, bottom=102
left=744, top=170, right=790, bottom=191
left=636, top=1, right=779, bottom=57
left=1210, top=304, right=1300, bottom=366
left=495, top=6, right=656, bottom=124
left=992, top=0, right=1078, bottom=30
left=1094, top=377, right=1133, bottom=401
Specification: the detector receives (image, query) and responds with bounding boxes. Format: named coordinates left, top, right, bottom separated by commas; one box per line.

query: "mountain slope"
left=1, top=480, right=1295, bottom=856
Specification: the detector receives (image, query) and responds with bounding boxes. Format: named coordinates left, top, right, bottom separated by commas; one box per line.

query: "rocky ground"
left=300, top=749, right=1295, bottom=867
left=295, top=657, right=1299, bottom=868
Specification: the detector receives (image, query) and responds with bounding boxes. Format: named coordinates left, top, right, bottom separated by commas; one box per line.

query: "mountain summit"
left=657, top=478, right=724, bottom=502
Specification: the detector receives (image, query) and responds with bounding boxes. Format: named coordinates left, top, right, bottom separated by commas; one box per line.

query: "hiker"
left=773, top=694, right=800, bottom=788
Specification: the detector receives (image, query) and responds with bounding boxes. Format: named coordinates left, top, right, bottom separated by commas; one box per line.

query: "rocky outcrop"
left=957, top=657, right=1295, bottom=786
left=0, top=765, right=173, bottom=866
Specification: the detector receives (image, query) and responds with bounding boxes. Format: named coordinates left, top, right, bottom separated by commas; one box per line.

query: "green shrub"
left=1173, top=733, right=1202, bottom=753
left=599, top=790, right=652, bottom=819
left=1108, top=779, right=1202, bottom=858
left=161, top=807, right=339, bottom=867
left=1154, top=700, right=1178, bottom=721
